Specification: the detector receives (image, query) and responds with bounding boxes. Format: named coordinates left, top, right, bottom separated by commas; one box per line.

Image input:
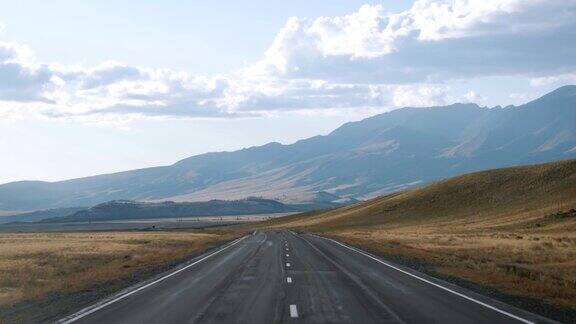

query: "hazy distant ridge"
left=1, top=85, right=574, bottom=211
left=41, top=198, right=296, bottom=223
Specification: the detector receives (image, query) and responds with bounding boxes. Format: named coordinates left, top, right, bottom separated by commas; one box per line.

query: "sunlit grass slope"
left=269, top=159, right=576, bottom=231
left=264, top=159, right=576, bottom=311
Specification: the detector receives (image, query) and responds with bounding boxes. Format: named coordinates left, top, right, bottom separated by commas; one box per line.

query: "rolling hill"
left=1, top=85, right=575, bottom=212
left=261, top=159, right=576, bottom=317
left=265, top=159, right=576, bottom=231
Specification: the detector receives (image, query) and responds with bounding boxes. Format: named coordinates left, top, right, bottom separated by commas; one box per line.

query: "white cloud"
left=0, top=42, right=55, bottom=102
left=392, top=85, right=449, bottom=107
left=0, top=0, right=575, bottom=123
left=529, top=73, right=576, bottom=87
left=462, top=90, right=485, bottom=103
left=0, top=45, right=239, bottom=120
left=509, top=92, right=531, bottom=101
left=250, top=0, right=576, bottom=83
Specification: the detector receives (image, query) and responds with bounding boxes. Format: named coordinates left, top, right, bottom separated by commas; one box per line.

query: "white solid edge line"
left=290, top=304, right=299, bottom=318
left=287, top=277, right=292, bottom=283
left=58, top=235, right=249, bottom=324
left=319, top=236, right=534, bottom=324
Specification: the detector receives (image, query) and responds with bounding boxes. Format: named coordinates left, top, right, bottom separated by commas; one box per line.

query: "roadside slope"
left=262, top=159, right=576, bottom=321
left=268, top=159, right=576, bottom=231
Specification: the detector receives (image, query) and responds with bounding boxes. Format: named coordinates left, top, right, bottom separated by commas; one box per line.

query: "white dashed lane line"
left=287, top=277, right=292, bottom=283
left=290, top=305, right=299, bottom=318
left=286, top=262, right=291, bottom=267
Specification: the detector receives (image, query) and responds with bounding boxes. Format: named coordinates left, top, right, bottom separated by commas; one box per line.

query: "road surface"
left=60, top=230, right=554, bottom=324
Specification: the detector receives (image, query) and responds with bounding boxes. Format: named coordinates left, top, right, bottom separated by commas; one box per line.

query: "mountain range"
left=1, top=85, right=574, bottom=212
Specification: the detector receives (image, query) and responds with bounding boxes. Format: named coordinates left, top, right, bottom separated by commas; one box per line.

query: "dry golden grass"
left=264, top=159, right=576, bottom=309
left=267, top=159, right=576, bottom=230
left=0, top=230, right=238, bottom=307
left=328, top=217, right=576, bottom=307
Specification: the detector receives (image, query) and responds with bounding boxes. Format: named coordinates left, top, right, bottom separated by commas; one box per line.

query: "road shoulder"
left=304, top=231, right=572, bottom=324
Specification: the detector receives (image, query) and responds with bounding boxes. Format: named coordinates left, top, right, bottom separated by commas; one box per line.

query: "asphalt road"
left=60, top=230, right=555, bottom=324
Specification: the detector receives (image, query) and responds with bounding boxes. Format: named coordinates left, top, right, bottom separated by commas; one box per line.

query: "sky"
left=1, top=0, right=575, bottom=184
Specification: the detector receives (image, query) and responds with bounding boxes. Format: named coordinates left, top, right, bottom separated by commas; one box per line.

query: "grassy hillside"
left=269, top=159, right=576, bottom=231
left=263, top=159, right=576, bottom=318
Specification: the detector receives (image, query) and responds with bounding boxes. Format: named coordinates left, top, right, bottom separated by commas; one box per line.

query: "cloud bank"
left=1, top=0, right=575, bottom=122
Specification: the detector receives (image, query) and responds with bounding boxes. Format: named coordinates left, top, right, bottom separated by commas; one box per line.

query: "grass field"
left=264, top=159, right=576, bottom=310
left=0, top=230, right=238, bottom=309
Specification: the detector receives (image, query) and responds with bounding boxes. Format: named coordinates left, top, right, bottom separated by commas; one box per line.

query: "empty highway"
left=60, top=230, right=554, bottom=324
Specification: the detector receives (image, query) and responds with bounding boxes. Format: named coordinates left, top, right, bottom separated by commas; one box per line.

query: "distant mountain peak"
left=527, top=84, right=576, bottom=106
left=550, top=84, right=576, bottom=94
